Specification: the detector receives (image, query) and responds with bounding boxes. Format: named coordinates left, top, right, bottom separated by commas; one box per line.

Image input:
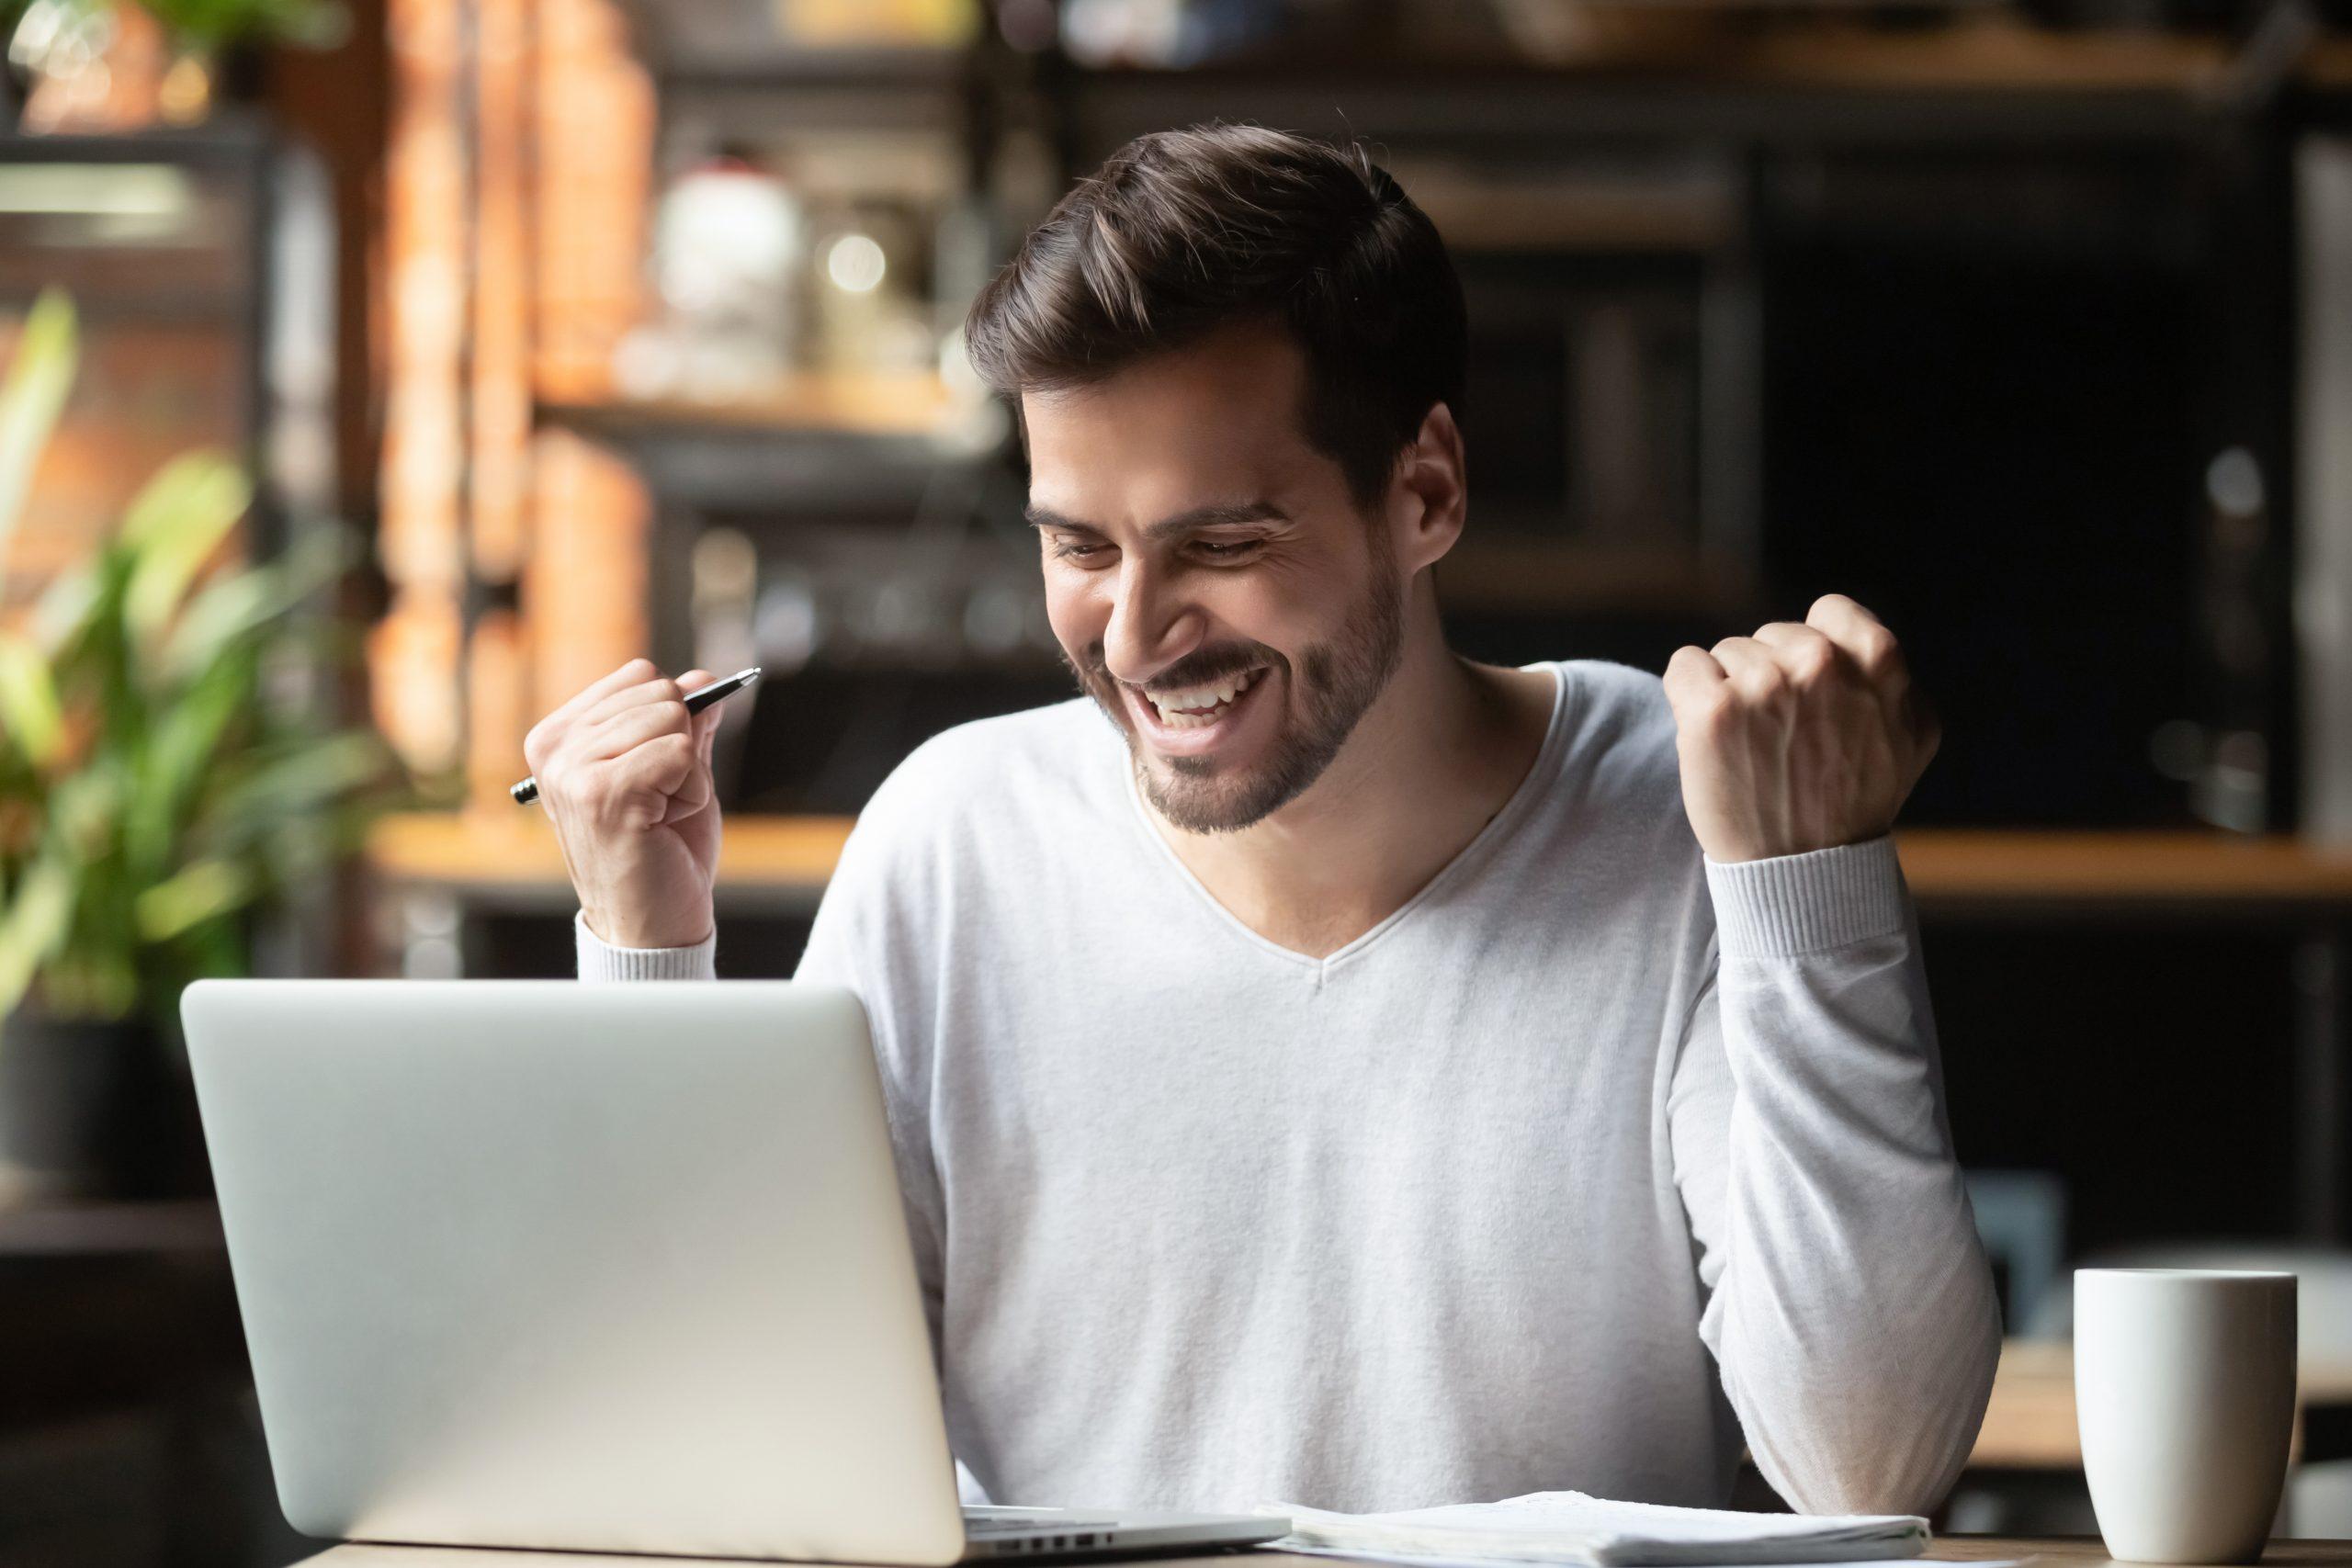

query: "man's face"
left=1023, top=326, right=1407, bottom=834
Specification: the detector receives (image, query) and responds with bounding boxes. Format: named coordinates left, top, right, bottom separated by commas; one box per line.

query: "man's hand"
left=523, top=658, right=726, bottom=948
left=1664, top=594, right=1939, bottom=863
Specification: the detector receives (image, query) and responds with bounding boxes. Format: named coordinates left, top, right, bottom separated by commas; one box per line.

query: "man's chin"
left=1134, top=748, right=1314, bottom=835
left=1139, top=767, right=1263, bottom=835
left=1074, top=668, right=1325, bottom=832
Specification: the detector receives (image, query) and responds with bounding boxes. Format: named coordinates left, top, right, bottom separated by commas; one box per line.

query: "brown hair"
left=964, top=123, right=1466, bottom=509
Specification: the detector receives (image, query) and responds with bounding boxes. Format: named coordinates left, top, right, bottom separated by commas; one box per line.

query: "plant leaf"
left=120, top=451, right=251, bottom=654
left=0, top=288, right=78, bottom=611
left=139, top=0, right=349, bottom=48
left=125, top=641, right=254, bottom=880
left=191, top=730, right=389, bottom=860
left=135, top=858, right=253, bottom=942
left=27, top=556, right=99, bottom=656
left=0, top=629, right=62, bottom=768
left=34, top=542, right=131, bottom=675
left=159, top=525, right=349, bottom=685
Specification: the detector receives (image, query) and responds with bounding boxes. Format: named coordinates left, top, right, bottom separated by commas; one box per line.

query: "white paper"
left=1257, top=1491, right=1933, bottom=1567
left=1273, top=1553, right=2005, bottom=1568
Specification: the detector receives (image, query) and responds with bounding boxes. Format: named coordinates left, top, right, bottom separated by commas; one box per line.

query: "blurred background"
left=10, top=0, right=2352, bottom=1560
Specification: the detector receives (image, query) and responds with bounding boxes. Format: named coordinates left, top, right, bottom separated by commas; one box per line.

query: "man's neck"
left=1144, top=605, right=1557, bottom=960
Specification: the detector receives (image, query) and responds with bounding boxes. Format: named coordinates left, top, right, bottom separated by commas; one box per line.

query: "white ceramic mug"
left=2075, top=1268, right=2297, bottom=1563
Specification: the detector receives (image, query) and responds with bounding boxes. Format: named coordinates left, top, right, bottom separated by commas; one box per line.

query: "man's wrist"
left=1703, top=835, right=1906, bottom=958
left=581, top=900, right=715, bottom=952
left=1697, top=821, right=1894, bottom=863
left=575, top=909, right=716, bottom=982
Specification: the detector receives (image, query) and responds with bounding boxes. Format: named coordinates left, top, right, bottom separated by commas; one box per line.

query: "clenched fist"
left=1664, top=593, right=1939, bottom=863
left=523, top=658, right=726, bottom=949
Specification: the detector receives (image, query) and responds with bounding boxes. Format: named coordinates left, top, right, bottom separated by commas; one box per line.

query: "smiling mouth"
left=1137, top=665, right=1268, bottom=729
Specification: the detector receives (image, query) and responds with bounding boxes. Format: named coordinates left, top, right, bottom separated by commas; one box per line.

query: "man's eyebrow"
left=1023, top=501, right=1290, bottom=542
left=1023, top=505, right=1102, bottom=536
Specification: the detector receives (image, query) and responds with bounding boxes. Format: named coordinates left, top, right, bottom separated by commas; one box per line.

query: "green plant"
left=0, top=288, right=396, bottom=1025
left=133, top=0, right=345, bottom=50
left=0, top=0, right=346, bottom=51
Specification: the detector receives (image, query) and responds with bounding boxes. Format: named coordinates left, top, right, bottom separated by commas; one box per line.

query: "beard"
left=1062, top=544, right=1408, bottom=835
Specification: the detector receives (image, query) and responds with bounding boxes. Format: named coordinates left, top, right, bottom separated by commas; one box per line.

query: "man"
left=524, top=125, right=2000, bottom=1519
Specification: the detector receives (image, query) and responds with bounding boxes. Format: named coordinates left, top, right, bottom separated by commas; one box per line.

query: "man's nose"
left=1102, top=558, right=1203, bottom=685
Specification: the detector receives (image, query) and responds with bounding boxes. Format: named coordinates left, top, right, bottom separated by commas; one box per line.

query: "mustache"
left=1069, top=641, right=1280, bottom=695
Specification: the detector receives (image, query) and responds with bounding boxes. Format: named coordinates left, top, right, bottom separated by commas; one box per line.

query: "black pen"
left=510, top=666, right=762, bottom=807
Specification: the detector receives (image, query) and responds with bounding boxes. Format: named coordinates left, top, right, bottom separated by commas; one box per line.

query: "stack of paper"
left=1261, top=1491, right=1932, bottom=1567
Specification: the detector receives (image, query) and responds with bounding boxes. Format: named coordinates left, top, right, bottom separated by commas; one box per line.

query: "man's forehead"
left=1020, top=330, right=1318, bottom=518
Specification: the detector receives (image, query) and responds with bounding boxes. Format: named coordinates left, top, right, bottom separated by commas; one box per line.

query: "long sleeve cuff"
left=575, top=909, right=717, bottom=981
left=1702, top=834, right=1907, bottom=959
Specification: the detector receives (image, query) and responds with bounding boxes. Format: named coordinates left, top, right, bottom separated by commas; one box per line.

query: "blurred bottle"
left=616, top=152, right=804, bottom=403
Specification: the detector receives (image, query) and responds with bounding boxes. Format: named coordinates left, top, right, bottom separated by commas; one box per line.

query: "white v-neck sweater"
left=578, top=660, right=2000, bottom=1518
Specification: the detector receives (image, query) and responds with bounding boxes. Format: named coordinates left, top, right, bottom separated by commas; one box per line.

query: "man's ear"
left=1390, top=401, right=1466, bottom=575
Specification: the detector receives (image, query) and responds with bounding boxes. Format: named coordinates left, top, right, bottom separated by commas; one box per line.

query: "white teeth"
left=1146, top=666, right=1261, bottom=726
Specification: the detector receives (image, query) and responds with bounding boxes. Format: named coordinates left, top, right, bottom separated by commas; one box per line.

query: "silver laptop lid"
left=184, top=979, right=967, bottom=1565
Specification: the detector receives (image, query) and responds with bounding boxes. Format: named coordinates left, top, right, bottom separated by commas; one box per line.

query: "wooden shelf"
left=1441, top=540, right=1754, bottom=619
left=1068, top=25, right=2352, bottom=156
left=367, top=815, right=2352, bottom=912
left=539, top=373, right=963, bottom=443
left=1497, top=17, right=2288, bottom=93
left=605, top=0, right=971, bottom=88
left=366, top=811, right=854, bottom=908
left=651, top=48, right=967, bottom=91
left=1080, top=19, right=2352, bottom=96
left=1899, top=830, right=2352, bottom=909
left=535, top=377, right=986, bottom=512
left=608, top=12, right=2352, bottom=101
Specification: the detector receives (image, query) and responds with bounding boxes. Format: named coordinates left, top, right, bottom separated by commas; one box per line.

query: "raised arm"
left=1659, top=594, right=1998, bottom=1513
left=525, top=658, right=727, bottom=978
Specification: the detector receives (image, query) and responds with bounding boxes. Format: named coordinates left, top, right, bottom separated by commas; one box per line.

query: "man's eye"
left=1193, top=539, right=1261, bottom=561
left=1052, top=539, right=1112, bottom=562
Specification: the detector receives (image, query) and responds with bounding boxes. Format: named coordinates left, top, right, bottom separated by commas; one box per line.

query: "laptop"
left=183, top=979, right=1288, bottom=1564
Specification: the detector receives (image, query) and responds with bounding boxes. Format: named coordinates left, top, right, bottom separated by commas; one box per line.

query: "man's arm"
left=526, top=658, right=729, bottom=960
left=1669, top=839, right=2000, bottom=1515
left=1659, top=593, right=1998, bottom=1513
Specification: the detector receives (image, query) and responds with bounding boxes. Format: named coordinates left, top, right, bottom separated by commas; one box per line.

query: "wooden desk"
left=1973, top=1339, right=2095, bottom=1472
left=285, top=1537, right=2352, bottom=1567
left=1973, top=1339, right=2352, bottom=1470
left=1936, top=1547, right=2352, bottom=1568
